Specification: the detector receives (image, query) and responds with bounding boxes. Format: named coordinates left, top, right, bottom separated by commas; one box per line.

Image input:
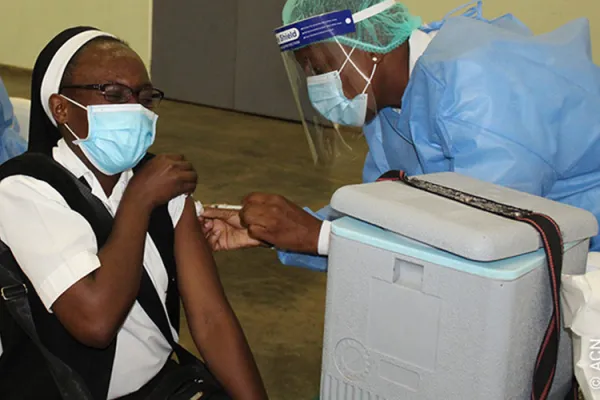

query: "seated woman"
left=0, top=76, right=26, bottom=164
left=0, top=27, right=267, bottom=400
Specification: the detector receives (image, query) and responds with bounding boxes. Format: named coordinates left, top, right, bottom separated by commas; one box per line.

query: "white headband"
left=40, top=30, right=116, bottom=126
left=353, top=0, right=396, bottom=23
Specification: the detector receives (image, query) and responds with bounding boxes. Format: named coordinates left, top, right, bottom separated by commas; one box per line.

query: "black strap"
left=138, top=271, right=198, bottom=365
left=74, top=158, right=210, bottom=383
left=143, top=197, right=181, bottom=339
left=376, top=170, right=578, bottom=400
left=72, top=161, right=195, bottom=364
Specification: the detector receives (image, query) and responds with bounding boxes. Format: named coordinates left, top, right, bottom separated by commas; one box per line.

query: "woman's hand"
left=200, top=208, right=262, bottom=251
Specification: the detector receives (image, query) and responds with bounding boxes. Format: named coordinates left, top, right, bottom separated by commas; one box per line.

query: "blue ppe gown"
left=279, top=9, right=600, bottom=271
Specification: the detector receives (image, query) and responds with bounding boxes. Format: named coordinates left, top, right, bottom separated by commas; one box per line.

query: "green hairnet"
left=282, top=0, right=422, bottom=54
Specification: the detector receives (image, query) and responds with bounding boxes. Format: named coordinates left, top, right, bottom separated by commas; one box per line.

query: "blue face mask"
left=307, top=46, right=378, bottom=127
left=62, top=96, right=158, bottom=175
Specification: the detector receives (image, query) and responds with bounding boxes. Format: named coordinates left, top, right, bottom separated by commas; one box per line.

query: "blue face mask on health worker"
left=307, top=45, right=378, bottom=128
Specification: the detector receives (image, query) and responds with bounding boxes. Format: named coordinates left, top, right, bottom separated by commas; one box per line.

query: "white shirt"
left=317, top=29, right=437, bottom=256
left=0, top=139, right=186, bottom=399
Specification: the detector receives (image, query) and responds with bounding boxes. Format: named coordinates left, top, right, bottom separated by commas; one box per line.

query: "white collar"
left=390, top=29, right=437, bottom=114
left=52, top=138, right=132, bottom=203
left=53, top=138, right=93, bottom=179
left=408, top=29, right=437, bottom=76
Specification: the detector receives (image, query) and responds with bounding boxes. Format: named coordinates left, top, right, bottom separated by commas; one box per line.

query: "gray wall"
left=151, top=0, right=307, bottom=122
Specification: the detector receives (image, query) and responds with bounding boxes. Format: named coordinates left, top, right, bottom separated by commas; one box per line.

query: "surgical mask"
left=62, top=96, right=158, bottom=175
left=307, top=46, right=378, bottom=127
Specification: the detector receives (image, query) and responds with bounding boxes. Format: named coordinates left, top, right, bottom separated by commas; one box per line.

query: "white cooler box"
left=322, top=172, right=598, bottom=400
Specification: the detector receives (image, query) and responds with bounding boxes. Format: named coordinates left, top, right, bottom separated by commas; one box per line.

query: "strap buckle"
left=1, top=283, right=27, bottom=301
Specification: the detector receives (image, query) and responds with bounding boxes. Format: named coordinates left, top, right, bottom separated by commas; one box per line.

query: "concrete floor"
left=0, top=65, right=369, bottom=399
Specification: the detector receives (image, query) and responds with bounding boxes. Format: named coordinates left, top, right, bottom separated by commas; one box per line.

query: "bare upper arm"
left=174, top=197, right=230, bottom=320
left=51, top=274, right=111, bottom=347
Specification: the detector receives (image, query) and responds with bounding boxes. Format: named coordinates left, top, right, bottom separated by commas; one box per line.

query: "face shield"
left=275, top=0, right=397, bottom=166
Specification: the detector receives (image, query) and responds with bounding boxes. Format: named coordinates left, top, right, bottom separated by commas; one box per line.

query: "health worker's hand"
left=202, top=193, right=322, bottom=254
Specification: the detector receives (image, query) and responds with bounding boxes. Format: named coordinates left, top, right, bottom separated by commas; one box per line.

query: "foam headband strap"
left=353, top=0, right=396, bottom=23
left=40, top=30, right=116, bottom=126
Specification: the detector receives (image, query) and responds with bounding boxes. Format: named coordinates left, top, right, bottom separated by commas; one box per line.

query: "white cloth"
left=318, top=220, right=331, bottom=256
left=195, top=200, right=204, bottom=216
left=316, top=29, right=437, bottom=256
left=562, top=252, right=600, bottom=400
left=0, top=139, right=186, bottom=399
left=587, top=252, right=600, bottom=273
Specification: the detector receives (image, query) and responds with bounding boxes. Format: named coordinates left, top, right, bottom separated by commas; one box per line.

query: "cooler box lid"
left=330, top=172, right=598, bottom=262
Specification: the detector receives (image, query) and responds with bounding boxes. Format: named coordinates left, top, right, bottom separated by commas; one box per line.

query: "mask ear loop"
left=60, top=94, right=87, bottom=111
left=352, top=56, right=379, bottom=143
left=338, top=45, right=357, bottom=74
left=63, top=123, right=84, bottom=142
left=361, top=57, right=378, bottom=94
left=334, top=40, right=375, bottom=84
left=59, top=95, right=87, bottom=142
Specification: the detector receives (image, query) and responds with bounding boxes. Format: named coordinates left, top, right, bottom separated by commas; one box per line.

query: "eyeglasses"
left=60, top=82, right=165, bottom=109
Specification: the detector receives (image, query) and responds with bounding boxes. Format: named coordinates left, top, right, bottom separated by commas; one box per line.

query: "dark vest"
left=0, top=153, right=180, bottom=400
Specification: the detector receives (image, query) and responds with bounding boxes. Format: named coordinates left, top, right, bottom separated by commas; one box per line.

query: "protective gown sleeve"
left=276, top=119, right=386, bottom=271
left=276, top=205, right=343, bottom=272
